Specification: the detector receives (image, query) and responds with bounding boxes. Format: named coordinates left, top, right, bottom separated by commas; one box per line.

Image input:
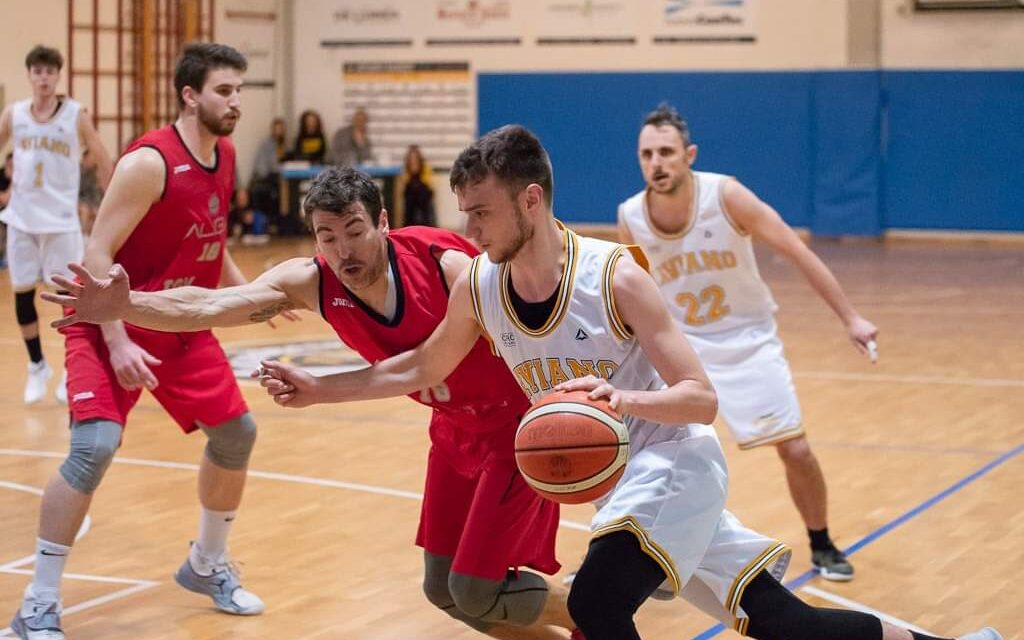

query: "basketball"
left=514, top=390, right=629, bottom=505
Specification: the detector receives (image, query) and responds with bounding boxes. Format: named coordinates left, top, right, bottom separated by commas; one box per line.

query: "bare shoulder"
left=254, top=256, right=322, bottom=311
left=437, top=248, right=473, bottom=289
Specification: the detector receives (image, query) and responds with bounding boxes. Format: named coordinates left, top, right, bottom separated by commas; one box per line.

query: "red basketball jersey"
left=116, top=124, right=234, bottom=292
left=317, top=226, right=530, bottom=473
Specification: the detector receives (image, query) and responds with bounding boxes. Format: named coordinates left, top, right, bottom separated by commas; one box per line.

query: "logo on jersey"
left=575, top=328, right=589, bottom=341
left=208, top=193, right=220, bottom=215
left=174, top=164, right=191, bottom=174
left=332, top=297, right=355, bottom=308
left=704, top=230, right=713, bottom=238
left=500, top=331, right=517, bottom=347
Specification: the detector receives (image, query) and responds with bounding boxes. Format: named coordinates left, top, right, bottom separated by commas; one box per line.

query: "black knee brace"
left=742, top=570, right=883, bottom=640
left=15, top=290, right=38, bottom=326
left=567, top=531, right=667, bottom=640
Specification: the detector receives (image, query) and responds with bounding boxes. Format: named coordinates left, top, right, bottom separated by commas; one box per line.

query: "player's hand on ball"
left=554, top=375, right=624, bottom=412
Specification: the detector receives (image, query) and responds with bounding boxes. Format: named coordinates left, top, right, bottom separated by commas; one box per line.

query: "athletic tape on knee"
left=200, top=413, right=257, bottom=470
left=59, top=420, right=122, bottom=494
left=15, top=290, right=38, bottom=326
left=450, top=569, right=548, bottom=626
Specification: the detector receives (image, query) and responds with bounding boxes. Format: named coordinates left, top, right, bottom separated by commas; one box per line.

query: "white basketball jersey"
left=2, top=98, right=83, bottom=233
left=618, top=171, right=776, bottom=335
left=469, top=226, right=704, bottom=453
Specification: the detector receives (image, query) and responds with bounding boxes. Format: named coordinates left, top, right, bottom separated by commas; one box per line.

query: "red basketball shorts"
left=417, top=445, right=561, bottom=581
left=63, top=323, right=248, bottom=433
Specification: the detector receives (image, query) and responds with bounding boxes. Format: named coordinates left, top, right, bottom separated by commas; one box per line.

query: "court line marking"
left=0, top=482, right=158, bottom=639
left=690, top=443, right=1023, bottom=640
left=0, top=449, right=593, bottom=533
left=794, top=370, right=1024, bottom=388
left=800, top=586, right=932, bottom=635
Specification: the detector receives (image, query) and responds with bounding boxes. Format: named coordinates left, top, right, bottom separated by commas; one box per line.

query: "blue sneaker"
left=174, top=544, right=264, bottom=615
left=10, top=586, right=64, bottom=639
left=958, top=629, right=1002, bottom=640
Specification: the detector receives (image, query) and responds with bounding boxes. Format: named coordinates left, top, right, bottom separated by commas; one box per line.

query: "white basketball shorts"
left=6, top=226, right=84, bottom=291
left=687, top=318, right=804, bottom=449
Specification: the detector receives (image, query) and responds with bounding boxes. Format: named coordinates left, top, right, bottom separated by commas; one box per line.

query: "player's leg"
left=421, top=448, right=571, bottom=638
left=773, top=434, right=851, bottom=580
left=740, top=569, right=1001, bottom=640
left=567, top=531, right=666, bottom=640
left=11, top=328, right=131, bottom=640
left=173, top=413, right=263, bottom=615
left=8, top=228, right=51, bottom=404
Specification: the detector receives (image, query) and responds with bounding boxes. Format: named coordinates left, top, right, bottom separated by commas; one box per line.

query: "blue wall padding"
left=478, top=69, right=1023, bottom=234
left=884, top=70, right=1024, bottom=232
left=811, top=71, right=883, bottom=236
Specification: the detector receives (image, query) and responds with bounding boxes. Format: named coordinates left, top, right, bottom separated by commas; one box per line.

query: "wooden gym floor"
left=0, top=234, right=1021, bottom=639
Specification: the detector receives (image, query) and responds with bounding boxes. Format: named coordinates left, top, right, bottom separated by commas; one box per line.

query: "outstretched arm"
left=722, top=178, right=879, bottom=358
left=43, top=257, right=319, bottom=331
left=260, top=267, right=483, bottom=408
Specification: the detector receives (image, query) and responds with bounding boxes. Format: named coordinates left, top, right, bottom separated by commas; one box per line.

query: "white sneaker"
left=174, top=543, right=265, bottom=615
left=54, top=370, right=67, bottom=404
left=10, top=585, right=64, bottom=639
left=958, top=629, right=1003, bottom=640
left=24, top=361, right=53, bottom=405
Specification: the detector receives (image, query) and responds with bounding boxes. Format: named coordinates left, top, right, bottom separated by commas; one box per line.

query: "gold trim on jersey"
left=603, top=246, right=632, bottom=341
left=592, top=516, right=682, bottom=596
left=498, top=227, right=578, bottom=338
left=642, top=176, right=700, bottom=240
left=736, top=424, right=805, bottom=451
left=468, top=256, right=498, bottom=355
left=717, top=175, right=750, bottom=236
left=724, top=541, right=791, bottom=635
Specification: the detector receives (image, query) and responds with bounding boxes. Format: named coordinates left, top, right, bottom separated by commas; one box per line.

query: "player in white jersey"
left=245, top=126, right=997, bottom=640
left=617, top=103, right=879, bottom=581
left=0, top=45, right=112, bottom=404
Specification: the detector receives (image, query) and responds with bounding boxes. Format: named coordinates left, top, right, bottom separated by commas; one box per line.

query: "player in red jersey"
left=46, top=167, right=581, bottom=639
left=11, top=44, right=270, bottom=640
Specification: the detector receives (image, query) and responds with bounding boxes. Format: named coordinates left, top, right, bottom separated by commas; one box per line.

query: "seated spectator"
left=291, top=110, right=327, bottom=164
left=331, top=107, right=373, bottom=167
left=398, top=145, right=435, bottom=228
left=251, top=117, right=286, bottom=235
left=228, top=188, right=268, bottom=245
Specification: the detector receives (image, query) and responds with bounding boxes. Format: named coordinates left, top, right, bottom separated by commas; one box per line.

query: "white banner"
left=654, top=0, right=758, bottom=43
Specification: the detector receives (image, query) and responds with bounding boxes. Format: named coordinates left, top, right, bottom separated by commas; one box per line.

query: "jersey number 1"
left=33, top=162, right=43, bottom=188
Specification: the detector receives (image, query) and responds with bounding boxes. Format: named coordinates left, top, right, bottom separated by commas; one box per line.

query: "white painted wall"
left=880, top=0, right=1024, bottom=68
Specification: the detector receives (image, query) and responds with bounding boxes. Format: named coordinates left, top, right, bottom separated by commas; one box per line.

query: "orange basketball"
left=514, top=390, right=629, bottom=505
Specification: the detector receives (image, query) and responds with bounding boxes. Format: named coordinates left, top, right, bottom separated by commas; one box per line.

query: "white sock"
left=32, top=538, right=70, bottom=600
left=190, top=508, right=236, bottom=575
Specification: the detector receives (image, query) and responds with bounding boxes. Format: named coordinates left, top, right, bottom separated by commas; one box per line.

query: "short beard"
left=493, top=203, right=534, bottom=264
left=198, top=104, right=238, bottom=136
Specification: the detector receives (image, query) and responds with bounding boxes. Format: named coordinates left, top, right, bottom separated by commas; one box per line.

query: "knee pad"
left=15, top=290, right=38, bottom=326
left=199, top=413, right=257, bottom=470
left=422, top=552, right=491, bottom=633
left=59, top=420, right=122, bottom=494
left=449, top=569, right=548, bottom=626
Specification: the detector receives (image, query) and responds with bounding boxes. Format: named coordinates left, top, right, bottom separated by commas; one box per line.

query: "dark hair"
left=450, top=125, right=553, bottom=206
left=642, top=103, right=691, bottom=146
left=25, top=45, right=63, bottom=71
left=303, top=166, right=383, bottom=223
left=297, top=110, right=323, bottom=136
left=173, top=42, right=247, bottom=108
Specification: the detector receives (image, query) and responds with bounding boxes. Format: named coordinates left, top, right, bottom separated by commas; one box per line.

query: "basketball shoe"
left=10, top=585, right=63, bottom=639
left=811, top=546, right=854, bottom=582
left=24, top=360, right=52, bottom=405
left=174, top=543, right=265, bottom=615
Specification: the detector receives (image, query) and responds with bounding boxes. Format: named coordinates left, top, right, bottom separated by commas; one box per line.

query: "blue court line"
left=690, top=442, right=1024, bottom=640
